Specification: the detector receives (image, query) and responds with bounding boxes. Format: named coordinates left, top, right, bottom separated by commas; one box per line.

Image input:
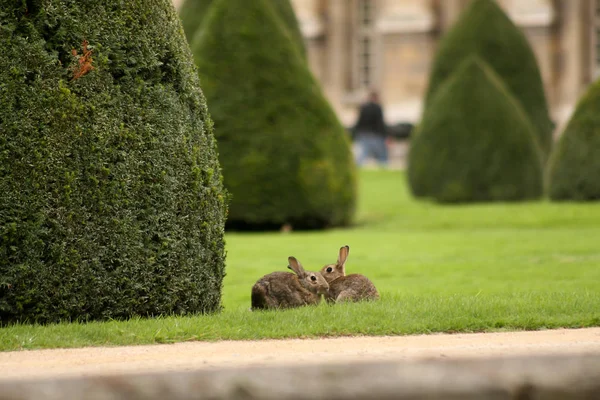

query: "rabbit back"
left=327, top=274, right=379, bottom=303
left=251, top=272, right=320, bottom=310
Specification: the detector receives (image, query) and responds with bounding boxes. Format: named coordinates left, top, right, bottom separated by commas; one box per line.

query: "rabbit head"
left=288, top=256, right=329, bottom=296
left=319, top=245, right=349, bottom=284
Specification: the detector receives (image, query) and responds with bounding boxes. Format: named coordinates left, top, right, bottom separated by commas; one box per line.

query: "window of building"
left=354, top=0, right=378, bottom=90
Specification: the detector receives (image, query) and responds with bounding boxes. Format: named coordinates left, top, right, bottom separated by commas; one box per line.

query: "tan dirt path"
left=1, top=328, right=599, bottom=382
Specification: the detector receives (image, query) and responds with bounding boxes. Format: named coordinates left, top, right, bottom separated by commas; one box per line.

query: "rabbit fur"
left=320, top=245, right=379, bottom=303
left=251, top=256, right=329, bottom=310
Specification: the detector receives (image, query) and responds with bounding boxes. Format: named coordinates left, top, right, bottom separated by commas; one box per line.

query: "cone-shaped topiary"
left=192, top=0, right=356, bottom=230
left=425, top=0, right=553, bottom=157
left=548, top=79, right=600, bottom=201
left=178, top=0, right=215, bottom=43
left=269, top=0, right=306, bottom=59
left=180, top=0, right=306, bottom=59
left=0, top=0, right=227, bottom=324
left=408, top=57, right=544, bottom=203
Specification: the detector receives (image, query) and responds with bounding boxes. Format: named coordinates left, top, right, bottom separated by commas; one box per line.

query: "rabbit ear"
left=337, top=245, right=349, bottom=274
left=288, top=256, right=307, bottom=278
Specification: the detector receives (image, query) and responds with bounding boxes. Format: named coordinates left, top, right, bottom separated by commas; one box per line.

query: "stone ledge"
left=298, top=17, right=325, bottom=39
left=1, top=353, right=599, bottom=399
left=376, top=16, right=435, bottom=34
left=511, top=11, right=555, bottom=28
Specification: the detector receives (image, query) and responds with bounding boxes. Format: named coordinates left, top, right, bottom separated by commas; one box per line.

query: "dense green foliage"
left=269, top=0, right=306, bottom=58
left=548, top=79, right=600, bottom=201
left=178, top=0, right=215, bottom=43
left=0, top=0, right=227, bottom=324
left=2, top=169, right=600, bottom=350
left=408, top=57, right=543, bottom=203
left=180, top=0, right=306, bottom=59
left=425, top=0, right=553, bottom=157
left=192, top=0, right=356, bottom=229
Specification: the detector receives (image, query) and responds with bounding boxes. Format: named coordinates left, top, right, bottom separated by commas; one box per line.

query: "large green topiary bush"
left=425, top=0, right=553, bottom=157
left=192, top=0, right=356, bottom=229
left=180, top=0, right=306, bottom=59
left=548, top=79, right=600, bottom=201
left=408, top=57, right=544, bottom=203
left=0, top=0, right=228, bottom=324
left=269, top=0, right=306, bottom=58
left=178, top=0, right=215, bottom=43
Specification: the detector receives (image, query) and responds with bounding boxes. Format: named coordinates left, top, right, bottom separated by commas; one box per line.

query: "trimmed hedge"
left=192, top=0, right=356, bottom=229
left=269, top=0, right=307, bottom=59
left=408, top=57, right=544, bottom=203
left=548, top=79, right=600, bottom=201
left=181, top=0, right=306, bottom=59
left=0, top=0, right=228, bottom=324
left=425, top=0, right=553, bottom=157
left=178, top=0, right=215, bottom=43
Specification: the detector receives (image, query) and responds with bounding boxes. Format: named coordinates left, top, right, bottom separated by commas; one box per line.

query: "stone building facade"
left=290, top=0, right=599, bottom=133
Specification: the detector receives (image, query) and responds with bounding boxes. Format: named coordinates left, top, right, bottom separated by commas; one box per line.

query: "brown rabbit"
left=251, top=256, right=329, bottom=310
left=320, top=245, right=379, bottom=303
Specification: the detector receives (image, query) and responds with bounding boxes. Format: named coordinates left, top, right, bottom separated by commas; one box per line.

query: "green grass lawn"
left=1, top=169, right=599, bottom=351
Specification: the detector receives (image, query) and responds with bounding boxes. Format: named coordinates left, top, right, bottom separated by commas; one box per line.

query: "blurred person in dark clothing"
left=353, top=90, right=389, bottom=167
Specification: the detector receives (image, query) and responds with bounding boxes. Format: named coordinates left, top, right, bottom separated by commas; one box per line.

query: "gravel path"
left=1, top=328, right=599, bottom=382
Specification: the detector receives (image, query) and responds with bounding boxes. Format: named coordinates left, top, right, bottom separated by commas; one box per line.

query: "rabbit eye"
left=310, top=275, right=317, bottom=281
left=326, top=267, right=333, bottom=273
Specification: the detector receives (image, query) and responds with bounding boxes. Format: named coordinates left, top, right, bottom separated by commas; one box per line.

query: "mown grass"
left=1, top=169, right=599, bottom=351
